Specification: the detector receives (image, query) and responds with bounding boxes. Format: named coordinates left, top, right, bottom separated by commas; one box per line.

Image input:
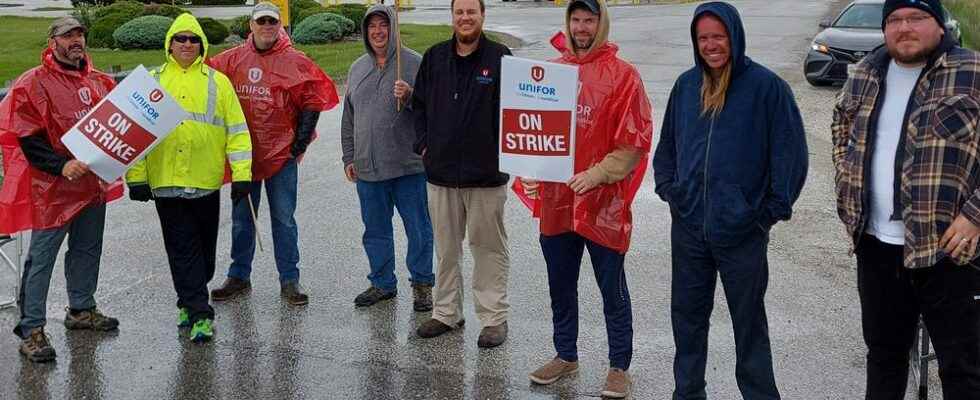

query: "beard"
left=573, top=35, right=595, bottom=51
left=455, top=28, right=480, bottom=45
left=56, top=42, right=85, bottom=63
left=888, top=34, right=939, bottom=65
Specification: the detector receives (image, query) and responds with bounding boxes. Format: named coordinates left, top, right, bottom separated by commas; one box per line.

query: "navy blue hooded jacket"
left=652, top=2, right=808, bottom=246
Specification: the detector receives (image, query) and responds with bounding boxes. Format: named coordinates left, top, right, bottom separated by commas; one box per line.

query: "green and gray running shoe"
left=177, top=308, right=191, bottom=329
left=189, top=319, right=214, bottom=343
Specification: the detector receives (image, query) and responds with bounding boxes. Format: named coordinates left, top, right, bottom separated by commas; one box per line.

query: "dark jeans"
left=856, top=234, right=980, bottom=399
left=155, top=192, right=219, bottom=323
left=540, top=232, right=633, bottom=370
left=670, top=221, right=780, bottom=400
left=14, top=203, right=105, bottom=338
left=355, top=173, right=434, bottom=292
left=229, top=159, right=300, bottom=284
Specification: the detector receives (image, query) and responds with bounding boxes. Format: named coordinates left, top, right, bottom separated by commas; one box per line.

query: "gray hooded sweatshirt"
left=341, top=4, right=423, bottom=182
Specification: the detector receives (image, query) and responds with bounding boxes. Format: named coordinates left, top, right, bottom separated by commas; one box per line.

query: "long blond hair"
left=700, top=63, right=731, bottom=118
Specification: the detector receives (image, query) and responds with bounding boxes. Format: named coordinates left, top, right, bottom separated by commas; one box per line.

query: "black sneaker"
left=64, top=308, right=119, bottom=331
left=19, top=327, right=56, bottom=363
left=354, top=286, right=396, bottom=307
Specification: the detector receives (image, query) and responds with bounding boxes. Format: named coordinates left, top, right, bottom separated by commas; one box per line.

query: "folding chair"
left=0, top=233, right=21, bottom=309
left=909, top=317, right=936, bottom=400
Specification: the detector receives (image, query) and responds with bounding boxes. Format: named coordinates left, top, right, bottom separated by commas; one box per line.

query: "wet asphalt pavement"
left=0, top=0, right=947, bottom=398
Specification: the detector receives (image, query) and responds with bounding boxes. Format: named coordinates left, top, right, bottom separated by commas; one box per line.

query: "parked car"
left=803, top=0, right=962, bottom=86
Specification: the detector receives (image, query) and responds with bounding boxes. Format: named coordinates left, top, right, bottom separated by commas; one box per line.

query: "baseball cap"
left=568, top=0, right=600, bottom=15
left=252, top=2, right=281, bottom=21
left=48, top=17, right=86, bottom=38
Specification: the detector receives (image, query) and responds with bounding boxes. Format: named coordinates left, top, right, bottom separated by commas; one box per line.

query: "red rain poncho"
left=0, top=48, right=122, bottom=234
left=209, top=29, right=339, bottom=181
left=513, top=32, right=654, bottom=254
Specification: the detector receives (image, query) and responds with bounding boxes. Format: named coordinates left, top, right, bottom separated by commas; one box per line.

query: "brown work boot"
left=281, top=282, right=309, bottom=306
left=210, top=277, right=250, bottom=301
left=477, top=321, right=508, bottom=348
left=354, top=286, right=396, bottom=307
left=64, top=308, right=119, bottom=331
left=601, top=368, right=631, bottom=399
left=529, top=356, right=578, bottom=385
left=19, top=327, right=56, bottom=363
left=416, top=318, right=464, bottom=338
left=412, top=283, right=433, bottom=312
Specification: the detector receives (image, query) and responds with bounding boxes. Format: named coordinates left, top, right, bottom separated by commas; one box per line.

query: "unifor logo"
left=78, top=87, right=92, bottom=106
left=149, top=89, right=164, bottom=103
left=248, top=67, right=263, bottom=83
left=482, top=68, right=490, bottom=77
left=531, top=66, right=545, bottom=82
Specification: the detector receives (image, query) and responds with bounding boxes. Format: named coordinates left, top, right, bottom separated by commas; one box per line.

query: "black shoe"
left=412, top=283, right=433, bottom=312
left=211, top=277, right=251, bottom=301
left=281, top=282, right=309, bottom=306
left=354, top=286, right=396, bottom=307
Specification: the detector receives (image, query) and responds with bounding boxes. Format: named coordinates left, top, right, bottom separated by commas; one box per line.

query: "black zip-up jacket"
left=412, top=34, right=512, bottom=188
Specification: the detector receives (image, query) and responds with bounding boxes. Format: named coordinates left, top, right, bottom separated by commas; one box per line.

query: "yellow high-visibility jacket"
left=126, top=13, right=252, bottom=189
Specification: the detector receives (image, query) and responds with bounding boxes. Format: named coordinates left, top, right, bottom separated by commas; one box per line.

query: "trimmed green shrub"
left=293, top=14, right=342, bottom=44
left=230, top=15, right=251, bottom=39
left=88, top=13, right=132, bottom=48
left=329, top=3, right=366, bottom=32
left=113, top=15, right=173, bottom=50
left=189, top=0, right=245, bottom=5
left=197, top=17, right=230, bottom=45
left=92, top=1, right=143, bottom=19
left=293, top=6, right=327, bottom=26
left=294, top=9, right=354, bottom=34
left=141, top=4, right=188, bottom=19
left=290, top=0, right=321, bottom=13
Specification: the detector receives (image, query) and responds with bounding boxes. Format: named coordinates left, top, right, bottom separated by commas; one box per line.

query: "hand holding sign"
left=61, top=65, right=189, bottom=182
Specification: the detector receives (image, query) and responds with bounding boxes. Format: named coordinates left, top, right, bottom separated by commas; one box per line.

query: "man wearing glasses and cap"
left=126, top=14, right=252, bottom=343
left=0, top=17, right=120, bottom=362
left=209, top=2, right=338, bottom=307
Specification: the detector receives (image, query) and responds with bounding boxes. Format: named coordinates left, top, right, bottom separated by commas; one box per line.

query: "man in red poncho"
left=208, top=2, right=339, bottom=306
left=516, top=0, right=653, bottom=398
left=0, top=17, right=121, bottom=363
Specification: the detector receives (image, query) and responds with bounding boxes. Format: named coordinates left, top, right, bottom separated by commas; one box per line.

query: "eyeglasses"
left=255, top=17, right=279, bottom=25
left=172, top=35, right=202, bottom=44
left=885, top=15, right=933, bottom=28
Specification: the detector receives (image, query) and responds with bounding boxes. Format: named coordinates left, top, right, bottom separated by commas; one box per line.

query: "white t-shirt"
left=867, top=60, right=923, bottom=245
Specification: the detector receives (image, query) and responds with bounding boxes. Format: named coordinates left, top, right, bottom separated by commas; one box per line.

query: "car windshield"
left=834, top=4, right=883, bottom=29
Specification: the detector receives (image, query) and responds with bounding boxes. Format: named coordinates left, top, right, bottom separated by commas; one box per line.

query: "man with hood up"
left=514, top=0, right=652, bottom=398
left=208, top=2, right=339, bottom=307
left=341, top=4, right=434, bottom=312
left=126, top=13, right=253, bottom=343
left=0, top=17, right=120, bottom=363
left=833, top=0, right=980, bottom=396
left=652, top=2, right=807, bottom=399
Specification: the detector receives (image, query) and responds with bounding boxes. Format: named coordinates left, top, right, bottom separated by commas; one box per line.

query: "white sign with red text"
left=499, top=56, right=578, bottom=182
left=61, top=65, right=188, bottom=182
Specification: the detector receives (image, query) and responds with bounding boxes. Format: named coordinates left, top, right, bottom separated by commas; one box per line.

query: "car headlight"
left=811, top=42, right=830, bottom=54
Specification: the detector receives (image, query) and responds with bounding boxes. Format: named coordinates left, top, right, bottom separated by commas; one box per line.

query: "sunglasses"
left=255, top=17, right=279, bottom=26
left=172, top=35, right=202, bottom=44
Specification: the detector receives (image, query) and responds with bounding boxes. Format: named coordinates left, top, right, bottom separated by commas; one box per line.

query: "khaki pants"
left=427, top=184, right=510, bottom=327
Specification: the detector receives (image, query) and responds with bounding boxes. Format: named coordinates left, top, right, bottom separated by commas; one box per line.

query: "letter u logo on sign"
left=531, top=66, right=545, bottom=82
left=149, top=89, right=164, bottom=103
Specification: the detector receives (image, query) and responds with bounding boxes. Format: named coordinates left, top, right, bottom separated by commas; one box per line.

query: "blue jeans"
left=540, top=232, right=633, bottom=370
left=229, top=159, right=299, bottom=284
left=14, top=203, right=105, bottom=338
left=355, top=173, right=434, bottom=292
left=670, top=220, right=780, bottom=400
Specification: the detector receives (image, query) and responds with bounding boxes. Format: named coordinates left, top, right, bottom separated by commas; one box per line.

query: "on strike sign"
left=62, top=65, right=188, bottom=182
left=499, top=56, right=578, bottom=182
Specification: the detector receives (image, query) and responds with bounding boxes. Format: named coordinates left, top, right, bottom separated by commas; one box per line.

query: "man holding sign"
left=126, top=14, right=252, bottom=344
left=515, top=1, right=652, bottom=398
left=0, top=17, right=120, bottom=363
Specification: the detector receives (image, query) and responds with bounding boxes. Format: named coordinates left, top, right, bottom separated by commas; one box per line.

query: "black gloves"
left=291, top=110, right=320, bottom=158
left=231, top=181, right=251, bottom=204
left=128, top=184, right=152, bottom=202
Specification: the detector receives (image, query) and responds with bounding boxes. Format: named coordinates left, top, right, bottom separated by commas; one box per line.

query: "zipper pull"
left=454, top=92, right=458, bottom=100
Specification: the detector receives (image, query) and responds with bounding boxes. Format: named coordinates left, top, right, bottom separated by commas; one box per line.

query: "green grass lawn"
left=947, top=0, right=978, bottom=49
left=0, top=16, right=453, bottom=85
